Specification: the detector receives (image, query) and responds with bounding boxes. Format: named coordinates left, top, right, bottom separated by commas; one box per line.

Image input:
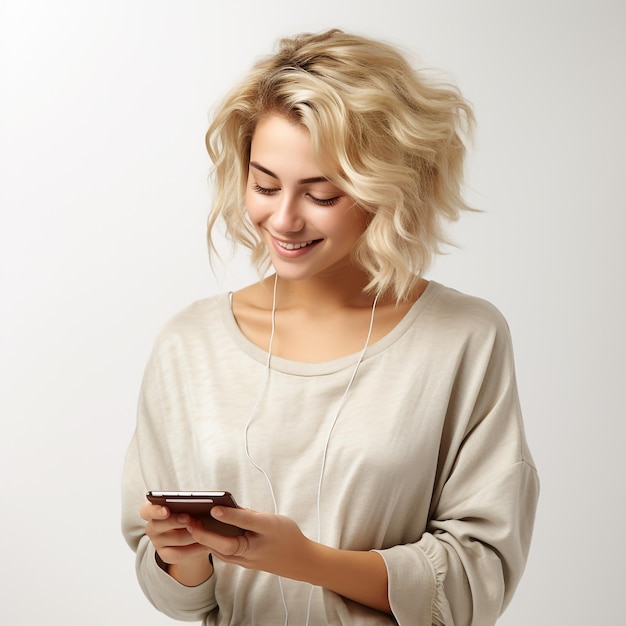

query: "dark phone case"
left=146, top=492, right=245, bottom=537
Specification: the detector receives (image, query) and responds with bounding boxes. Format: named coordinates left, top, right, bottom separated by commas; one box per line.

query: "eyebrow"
left=249, top=161, right=328, bottom=185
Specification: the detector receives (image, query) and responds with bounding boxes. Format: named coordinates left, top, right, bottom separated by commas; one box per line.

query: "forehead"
left=249, top=114, right=323, bottom=176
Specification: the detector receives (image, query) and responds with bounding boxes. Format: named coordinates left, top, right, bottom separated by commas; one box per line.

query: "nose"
left=268, top=193, right=305, bottom=234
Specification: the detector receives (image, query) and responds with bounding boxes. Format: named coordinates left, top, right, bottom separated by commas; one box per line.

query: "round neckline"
left=220, top=281, right=442, bottom=376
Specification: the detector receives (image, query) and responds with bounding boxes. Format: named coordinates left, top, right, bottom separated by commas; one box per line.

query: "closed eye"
left=308, top=194, right=341, bottom=207
left=253, top=183, right=341, bottom=207
left=252, top=183, right=279, bottom=195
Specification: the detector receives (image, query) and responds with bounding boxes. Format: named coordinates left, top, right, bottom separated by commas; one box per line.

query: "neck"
left=264, top=269, right=376, bottom=312
left=266, top=272, right=380, bottom=367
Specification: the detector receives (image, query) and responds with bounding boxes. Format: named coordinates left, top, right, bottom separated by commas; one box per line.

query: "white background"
left=1, top=1, right=624, bottom=624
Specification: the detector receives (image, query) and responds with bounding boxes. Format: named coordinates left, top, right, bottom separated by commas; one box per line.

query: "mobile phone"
left=146, top=491, right=245, bottom=536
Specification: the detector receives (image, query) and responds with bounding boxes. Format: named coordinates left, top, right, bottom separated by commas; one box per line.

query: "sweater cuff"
left=373, top=534, right=452, bottom=626
left=138, top=542, right=218, bottom=619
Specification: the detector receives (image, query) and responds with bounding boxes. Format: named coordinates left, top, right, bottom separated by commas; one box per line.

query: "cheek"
left=335, top=206, right=368, bottom=240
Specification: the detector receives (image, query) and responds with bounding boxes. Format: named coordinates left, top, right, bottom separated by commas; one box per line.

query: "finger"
left=148, top=526, right=197, bottom=547
left=185, top=518, right=247, bottom=555
left=158, top=541, right=211, bottom=566
left=146, top=515, right=197, bottom=546
left=210, top=535, right=252, bottom=562
left=140, top=502, right=170, bottom=522
left=234, top=534, right=251, bottom=557
left=211, top=506, right=260, bottom=532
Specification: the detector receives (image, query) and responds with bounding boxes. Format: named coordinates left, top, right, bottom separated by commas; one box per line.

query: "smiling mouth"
left=275, top=239, right=319, bottom=250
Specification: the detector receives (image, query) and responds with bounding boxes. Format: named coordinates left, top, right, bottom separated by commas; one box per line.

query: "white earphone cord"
left=243, top=275, right=378, bottom=625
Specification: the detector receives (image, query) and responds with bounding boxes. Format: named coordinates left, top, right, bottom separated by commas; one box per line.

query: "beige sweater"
left=122, top=282, right=539, bottom=625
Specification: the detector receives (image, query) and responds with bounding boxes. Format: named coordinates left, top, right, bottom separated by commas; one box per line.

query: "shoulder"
left=151, top=293, right=229, bottom=354
left=418, top=282, right=515, bottom=361
left=426, top=282, right=510, bottom=335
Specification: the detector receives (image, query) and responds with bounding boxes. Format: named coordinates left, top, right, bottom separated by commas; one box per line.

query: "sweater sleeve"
left=121, top=349, right=219, bottom=621
left=374, top=312, right=539, bottom=626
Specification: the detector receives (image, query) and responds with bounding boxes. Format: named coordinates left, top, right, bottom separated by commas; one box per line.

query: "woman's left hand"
left=183, top=507, right=316, bottom=582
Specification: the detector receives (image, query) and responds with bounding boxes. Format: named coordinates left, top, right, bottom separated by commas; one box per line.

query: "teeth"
left=277, top=240, right=314, bottom=250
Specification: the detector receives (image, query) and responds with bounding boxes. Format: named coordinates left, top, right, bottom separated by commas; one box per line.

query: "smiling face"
left=245, top=114, right=368, bottom=285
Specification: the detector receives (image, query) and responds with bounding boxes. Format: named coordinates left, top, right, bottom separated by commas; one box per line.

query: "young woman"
left=122, top=29, right=539, bottom=625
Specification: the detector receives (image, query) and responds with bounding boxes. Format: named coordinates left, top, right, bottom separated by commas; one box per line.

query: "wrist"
left=301, top=543, right=391, bottom=614
left=168, top=552, right=214, bottom=587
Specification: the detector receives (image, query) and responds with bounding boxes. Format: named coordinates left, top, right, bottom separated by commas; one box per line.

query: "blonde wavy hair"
left=206, top=29, right=474, bottom=301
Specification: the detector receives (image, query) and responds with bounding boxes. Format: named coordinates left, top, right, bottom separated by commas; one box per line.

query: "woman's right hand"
left=140, top=503, right=214, bottom=585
